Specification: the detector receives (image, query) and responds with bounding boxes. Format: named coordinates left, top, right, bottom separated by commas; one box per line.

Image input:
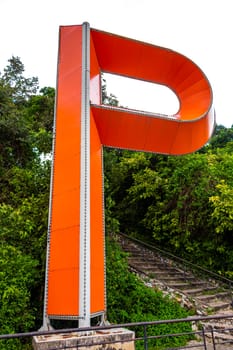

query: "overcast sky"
left=1, top=0, right=232, bottom=127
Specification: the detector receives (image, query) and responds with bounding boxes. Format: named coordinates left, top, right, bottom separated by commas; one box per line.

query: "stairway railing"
left=118, top=232, right=233, bottom=305
left=1, top=314, right=233, bottom=350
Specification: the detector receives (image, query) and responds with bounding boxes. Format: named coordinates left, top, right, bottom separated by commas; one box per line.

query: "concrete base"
left=32, top=327, right=135, bottom=350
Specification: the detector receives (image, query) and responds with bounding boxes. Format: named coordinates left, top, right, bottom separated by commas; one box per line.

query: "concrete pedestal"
left=32, top=327, right=135, bottom=350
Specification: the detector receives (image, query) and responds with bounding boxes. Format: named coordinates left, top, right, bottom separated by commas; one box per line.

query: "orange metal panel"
left=90, top=35, right=105, bottom=314
left=48, top=227, right=79, bottom=315
left=90, top=111, right=105, bottom=313
left=90, top=28, right=213, bottom=126
left=47, top=24, right=106, bottom=320
left=91, top=105, right=214, bottom=155
left=48, top=270, right=79, bottom=316
left=90, top=33, right=101, bottom=104
left=47, top=25, right=83, bottom=317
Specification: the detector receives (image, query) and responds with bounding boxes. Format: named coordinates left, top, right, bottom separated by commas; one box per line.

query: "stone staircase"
left=117, top=234, right=233, bottom=347
left=117, top=234, right=233, bottom=316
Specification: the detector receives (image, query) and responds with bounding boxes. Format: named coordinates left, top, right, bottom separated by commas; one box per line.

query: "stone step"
left=208, top=301, right=232, bottom=312
left=158, top=273, right=197, bottom=279
left=166, top=282, right=191, bottom=288
left=134, top=262, right=178, bottom=269
left=128, top=257, right=161, bottom=264
left=151, top=270, right=184, bottom=275
left=126, top=249, right=154, bottom=257
left=168, top=282, right=207, bottom=290
left=181, top=280, right=208, bottom=287
left=150, top=276, right=199, bottom=285
left=201, top=320, right=233, bottom=331
left=182, top=286, right=218, bottom=296
left=128, top=257, right=162, bottom=265
left=154, top=272, right=190, bottom=279
left=128, top=262, right=158, bottom=269
left=196, top=292, right=231, bottom=303
left=130, top=265, right=179, bottom=273
left=125, top=247, right=152, bottom=254
left=210, top=330, right=233, bottom=342
left=127, top=253, right=154, bottom=259
left=131, top=253, right=157, bottom=259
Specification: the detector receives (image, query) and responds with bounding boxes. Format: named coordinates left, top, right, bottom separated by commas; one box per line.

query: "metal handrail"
left=118, top=232, right=233, bottom=290
left=1, top=314, right=233, bottom=350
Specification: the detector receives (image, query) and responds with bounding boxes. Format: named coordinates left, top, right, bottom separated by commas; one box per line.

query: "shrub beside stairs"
left=117, top=233, right=233, bottom=344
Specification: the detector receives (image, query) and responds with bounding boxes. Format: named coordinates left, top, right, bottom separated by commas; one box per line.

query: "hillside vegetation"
left=0, top=57, right=233, bottom=349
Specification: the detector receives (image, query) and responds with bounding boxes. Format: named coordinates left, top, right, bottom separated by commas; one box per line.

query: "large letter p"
left=42, top=22, right=215, bottom=328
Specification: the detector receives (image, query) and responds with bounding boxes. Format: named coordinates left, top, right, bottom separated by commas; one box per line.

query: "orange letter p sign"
left=42, top=22, right=215, bottom=328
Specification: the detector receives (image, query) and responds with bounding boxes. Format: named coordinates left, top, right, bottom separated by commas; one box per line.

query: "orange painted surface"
left=90, top=32, right=105, bottom=314
left=91, top=104, right=214, bottom=155
left=90, top=110, right=105, bottom=313
left=47, top=25, right=106, bottom=319
left=46, top=24, right=215, bottom=319
left=47, top=26, right=83, bottom=317
left=90, top=28, right=215, bottom=153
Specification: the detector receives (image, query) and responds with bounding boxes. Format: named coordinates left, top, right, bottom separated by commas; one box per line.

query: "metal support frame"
left=40, top=35, right=60, bottom=332
left=79, top=22, right=91, bottom=328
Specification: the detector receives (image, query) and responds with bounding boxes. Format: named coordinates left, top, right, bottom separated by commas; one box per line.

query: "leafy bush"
left=0, top=245, right=38, bottom=349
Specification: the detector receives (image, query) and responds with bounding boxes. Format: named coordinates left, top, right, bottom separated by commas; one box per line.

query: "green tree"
left=105, top=141, right=233, bottom=273
left=0, top=57, right=41, bottom=170
left=208, top=124, right=233, bottom=150
left=0, top=57, right=52, bottom=345
left=1, top=56, right=39, bottom=105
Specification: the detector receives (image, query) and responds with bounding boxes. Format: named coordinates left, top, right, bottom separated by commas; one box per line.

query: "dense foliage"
left=0, top=57, right=233, bottom=349
left=104, top=135, right=233, bottom=275
left=0, top=57, right=53, bottom=348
